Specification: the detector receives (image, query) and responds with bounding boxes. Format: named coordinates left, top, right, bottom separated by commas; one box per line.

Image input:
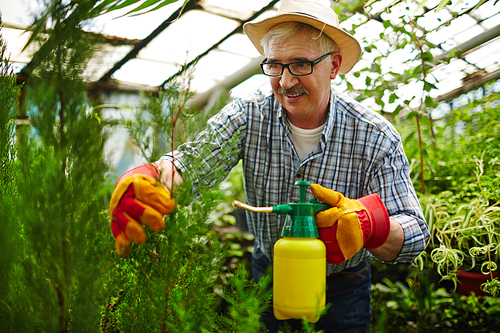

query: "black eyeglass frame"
left=260, top=52, right=334, bottom=77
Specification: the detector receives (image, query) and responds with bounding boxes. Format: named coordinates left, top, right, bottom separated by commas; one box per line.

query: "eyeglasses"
left=260, top=52, right=334, bottom=77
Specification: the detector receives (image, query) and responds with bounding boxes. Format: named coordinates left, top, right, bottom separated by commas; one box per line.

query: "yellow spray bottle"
left=233, top=181, right=330, bottom=323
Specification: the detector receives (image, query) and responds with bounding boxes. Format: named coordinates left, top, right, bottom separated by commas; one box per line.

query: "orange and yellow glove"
left=109, top=164, right=175, bottom=257
left=310, top=184, right=390, bottom=265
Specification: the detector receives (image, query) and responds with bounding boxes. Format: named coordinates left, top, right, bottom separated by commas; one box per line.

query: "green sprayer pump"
left=233, top=181, right=330, bottom=322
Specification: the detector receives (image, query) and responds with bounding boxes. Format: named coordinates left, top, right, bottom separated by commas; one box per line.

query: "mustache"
left=278, top=86, right=309, bottom=95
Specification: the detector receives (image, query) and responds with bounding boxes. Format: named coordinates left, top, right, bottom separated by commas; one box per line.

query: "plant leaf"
left=124, top=0, right=166, bottom=15
left=146, top=0, right=188, bottom=14
left=435, top=0, right=451, bottom=12
left=124, top=0, right=185, bottom=16
left=415, top=0, right=431, bottom=13
left=105, top=0, right=144, bottom=13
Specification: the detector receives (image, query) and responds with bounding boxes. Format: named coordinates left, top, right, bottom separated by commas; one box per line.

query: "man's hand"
left=310, top=184, right=390, bottom=264
left=109, top=164, right=176, bottom=257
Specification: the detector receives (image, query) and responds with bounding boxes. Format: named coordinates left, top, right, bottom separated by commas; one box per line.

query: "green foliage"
left=0, top=22, right=23, bottom=329
left=8, top=0, right=500, bottom=330
left=119, top=81, right=230, bottom=166
left=0, top=9, right=110, bottom=332
left=415, top=161, right=500, bottom=295
left=215, top=266, right=271, bottom=332
left=371, top=268, right=500, bottom=332
left=410, top=89, right=500, bottom=194
left=100, top=75, right=268, bottom=331
left=2, top=0, right=270, bottom=330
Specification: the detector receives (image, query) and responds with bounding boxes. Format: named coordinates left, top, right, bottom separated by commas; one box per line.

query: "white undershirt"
left=288, top=121, right=325, bottom=161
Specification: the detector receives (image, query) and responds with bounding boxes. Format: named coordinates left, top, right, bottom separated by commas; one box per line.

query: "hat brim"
left=244, top=13, right=361, bottom=75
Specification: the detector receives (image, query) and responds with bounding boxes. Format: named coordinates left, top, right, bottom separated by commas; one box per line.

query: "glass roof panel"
left=435, top=58, right=469, bottom=74
left=137, top=9, right=240, bottom=65
left=417, top=7, right=453, bottom=31
left=426, top=14, right=478, bottom=46
left=200, top=0, right=256, bottom=20
left=449, top=0, right=481, bottom=14
left=1, top=0, right=42, bottom=27
left=2, top=0, right=500, bottom=108
left=112, top=58, right=179, bottom=86
left=453, top=22, right=485, bottom=44
left=230, top=73, right=270, bottom=98
left=464, top=38, right=500, bottom=65
left=1, top=27, right=36, bottom=64
left=485, top=63, right=500, bottom=73
left=433, top=76, right=467, bottom=97
left=188, top=74, right=220, bottom=94
left=195, top=49, right=252, bottom=78
left=447, top=14, right=478, bottom=36
left=353, top=19, right=385, bottom=45
left=83, top=45, right=134, bottom=82
left=462, top=63, right=481, bottom=74
left=473, top=1, right=500, bottom=21
left=481, top=13, right=500, bottom=30
left=217, top=33, right=262, bottom=58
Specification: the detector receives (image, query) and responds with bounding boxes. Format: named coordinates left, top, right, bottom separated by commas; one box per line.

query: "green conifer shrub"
left=0, top=3, right=270, bottom=331
left=0, top=20, right=23, bottom=329
left=100, top=80, right=270, bottom=332
left=0, top=11, right=110, bottom=332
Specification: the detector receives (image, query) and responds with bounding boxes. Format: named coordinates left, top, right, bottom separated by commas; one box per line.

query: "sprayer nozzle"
left=232, top=200, right=273, bottom=213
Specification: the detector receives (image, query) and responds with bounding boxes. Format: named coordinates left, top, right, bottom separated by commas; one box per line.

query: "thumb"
left=310, top=184, right=344, bottom=207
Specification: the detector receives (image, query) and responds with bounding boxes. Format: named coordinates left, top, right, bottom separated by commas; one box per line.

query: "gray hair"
left=261, top=22, right=339, bottom=57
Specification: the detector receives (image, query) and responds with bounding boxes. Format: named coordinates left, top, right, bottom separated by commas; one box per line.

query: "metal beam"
left=435, top=68, right=500, bottom=103
left=437, top=23, right=500, bottom=61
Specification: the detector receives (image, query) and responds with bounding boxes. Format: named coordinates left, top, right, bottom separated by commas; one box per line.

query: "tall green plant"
left=0, top=4, right=111, bottom=331
left=0, top=20, right=23, bottom=328
left=101, top=76, right=270, bottom=332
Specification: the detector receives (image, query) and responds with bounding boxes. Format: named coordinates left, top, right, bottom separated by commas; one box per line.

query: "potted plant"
left=420, top=157, right=500, bottom=296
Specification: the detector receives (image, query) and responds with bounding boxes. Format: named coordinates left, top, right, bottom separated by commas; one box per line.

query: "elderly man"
left=109, top=0, right=429, bottom=331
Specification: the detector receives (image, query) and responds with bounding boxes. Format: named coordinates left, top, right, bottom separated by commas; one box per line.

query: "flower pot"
left=456, top=269, right=498, bottom=296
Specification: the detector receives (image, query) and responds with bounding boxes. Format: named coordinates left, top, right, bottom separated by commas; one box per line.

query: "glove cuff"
left=357, top=194, right=390, bottom=249
left=116, top=163, right=159, bottom=187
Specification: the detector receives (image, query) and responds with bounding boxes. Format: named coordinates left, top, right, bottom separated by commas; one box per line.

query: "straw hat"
left=243, top=0, right=361, bottom=74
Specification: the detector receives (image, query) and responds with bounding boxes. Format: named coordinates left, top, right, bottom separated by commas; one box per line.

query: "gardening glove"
left=109, top=164, right=176, bottom=257
left=310, top=184, right=390, bottom=264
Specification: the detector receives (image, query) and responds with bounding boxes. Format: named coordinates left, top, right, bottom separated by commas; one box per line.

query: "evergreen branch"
left=162, top=292, right=196, bottom=332
left=54, top=286, right=68, bottom=333
left=162, top=256, right=194, bottom=331
left=139, top=261, right=156, bottom=282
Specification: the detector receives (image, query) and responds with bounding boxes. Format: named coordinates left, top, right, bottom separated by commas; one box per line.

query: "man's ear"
left=330, top=52, right=342, bottom=79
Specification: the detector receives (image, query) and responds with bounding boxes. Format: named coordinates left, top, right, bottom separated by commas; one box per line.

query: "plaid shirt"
left=162, top=88, right=429, bottom=275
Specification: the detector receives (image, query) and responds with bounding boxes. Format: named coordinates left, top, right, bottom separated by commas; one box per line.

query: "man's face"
left=266, top=31, right=342, bottom=129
